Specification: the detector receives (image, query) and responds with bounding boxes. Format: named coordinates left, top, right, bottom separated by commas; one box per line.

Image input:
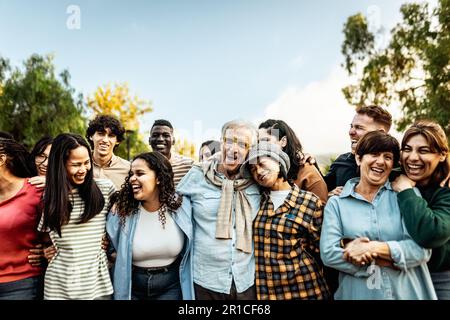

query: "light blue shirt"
left=106, top=209, right=195, bottom=300
left=320, top=178, right=437, bottom=300
left=176, top=165, right=261, bottom=294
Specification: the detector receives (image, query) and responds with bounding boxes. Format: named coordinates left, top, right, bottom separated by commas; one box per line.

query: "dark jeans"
left=131, top=261, right=182, bottom=300
left=194, top=281, right=256, bottom=300
left=431, top=271, right=450, bottom=300
left=0, top=275, right=43, bottom=300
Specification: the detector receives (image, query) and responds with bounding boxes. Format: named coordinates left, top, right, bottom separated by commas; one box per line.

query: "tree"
left=342, top=0, right=450, bottom=139
left=173, top=137, right=196, bottom=160
left=87, top=82, right=152, bottom=159
left=0, top=54, right=86, bottom=147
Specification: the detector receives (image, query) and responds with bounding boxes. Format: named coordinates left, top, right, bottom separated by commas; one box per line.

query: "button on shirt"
left=176, top=165, right=261, bottom=294
left=320, top=178, right=437, bottom=300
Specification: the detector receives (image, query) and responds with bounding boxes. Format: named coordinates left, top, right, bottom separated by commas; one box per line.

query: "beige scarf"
left=196, top=155, right=255, bottom=253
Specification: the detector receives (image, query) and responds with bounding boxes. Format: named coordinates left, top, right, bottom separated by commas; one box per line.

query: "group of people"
left=0, top=105, right=449, bottom=301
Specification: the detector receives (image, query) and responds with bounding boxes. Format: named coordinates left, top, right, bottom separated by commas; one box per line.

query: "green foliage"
left=320, top=155, right=337, bottom=176
left=115, top=130, right=150, bottom=161
left=0, top=54, right=86, bottom=148
left=342, top=0, right=450, bottom=139
left=86, top=82, right=153, bottom=160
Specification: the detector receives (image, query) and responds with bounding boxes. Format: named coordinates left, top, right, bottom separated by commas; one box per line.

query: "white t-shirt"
left=132, top=205, right=184, bottom=268
left=269, top=190, right=291, bottom=210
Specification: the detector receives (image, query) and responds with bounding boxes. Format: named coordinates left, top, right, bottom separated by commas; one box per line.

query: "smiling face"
left=149, top=125, right=174, bottom=159
left=91, top=127, right=117, bottom=159
left=35, top=144, right=52, bottom=176
left=401, top=134, right=446, bottom=186
left=220, top=127, right=253, bottom=177
left=356, top=151, right=394, bottom=188
left=250, top=156, right=280, bottom=188
left=129, top=158, right=159, bottom=203
left=65, top=146, right=92, bottom=186
left=349, top=114, right=385, bottom=153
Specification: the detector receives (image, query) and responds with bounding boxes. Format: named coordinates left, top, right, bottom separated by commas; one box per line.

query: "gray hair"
left=221, top=120, right=258, bottom=147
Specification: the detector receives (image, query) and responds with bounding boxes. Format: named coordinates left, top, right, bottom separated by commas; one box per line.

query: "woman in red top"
left=0, top=137, right=43, bottom=300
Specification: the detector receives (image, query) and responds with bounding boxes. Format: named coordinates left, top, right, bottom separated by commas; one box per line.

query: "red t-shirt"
left=0, top=180, right=43, bottom=283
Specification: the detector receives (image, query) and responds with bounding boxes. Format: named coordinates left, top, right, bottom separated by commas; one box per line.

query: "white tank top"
left=132, top=205, right=184, bottom=268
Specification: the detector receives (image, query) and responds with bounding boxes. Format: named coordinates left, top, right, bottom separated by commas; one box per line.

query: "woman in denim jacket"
left=106, top=152, right=194, bottom=300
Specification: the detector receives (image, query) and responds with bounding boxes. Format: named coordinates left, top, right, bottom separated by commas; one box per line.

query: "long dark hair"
left=259, top=119, right=303, bottom=182
left=43, top=133, right=105, bottom=237
left=109, top=152, right=182, bottom=224
left=0, top=138, right=36, bottom=178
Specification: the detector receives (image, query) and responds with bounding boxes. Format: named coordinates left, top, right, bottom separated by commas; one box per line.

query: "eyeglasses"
left=223, top=136, right=250, bottom=150
left=35, top=153, right=49, bottom=165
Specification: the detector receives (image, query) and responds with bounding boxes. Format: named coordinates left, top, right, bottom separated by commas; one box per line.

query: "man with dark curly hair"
left=86, top=114, right=130, bottom=190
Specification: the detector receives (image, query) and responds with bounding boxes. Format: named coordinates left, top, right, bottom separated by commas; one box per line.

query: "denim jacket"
left=176, top=165, right=261, bottom=294
left=106, top=209, right=194, bottom=300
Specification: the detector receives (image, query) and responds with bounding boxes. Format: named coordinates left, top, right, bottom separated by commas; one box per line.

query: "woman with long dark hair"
left=258, top=119, right=328, bottom=203
left=38, top=133, right=114, bottom=300
left=107, top=151, right=194, bottom=300
left=393, top=120, right=450, bottom=299
left=0, top=138, right=43, bottom=300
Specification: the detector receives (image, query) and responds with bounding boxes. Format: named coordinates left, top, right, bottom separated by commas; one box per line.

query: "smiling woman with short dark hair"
left=320, top=130, right=437, bottom=300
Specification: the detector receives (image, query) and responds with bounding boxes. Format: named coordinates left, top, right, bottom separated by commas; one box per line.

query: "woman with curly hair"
left=106, top=151, right=194, bottom=300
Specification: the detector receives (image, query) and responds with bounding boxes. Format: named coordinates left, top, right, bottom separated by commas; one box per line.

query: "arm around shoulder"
left=397, top=188, right=450, bottom=248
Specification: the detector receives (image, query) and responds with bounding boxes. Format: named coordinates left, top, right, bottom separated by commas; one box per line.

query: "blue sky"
left=0, top=0, right=434, bottom=155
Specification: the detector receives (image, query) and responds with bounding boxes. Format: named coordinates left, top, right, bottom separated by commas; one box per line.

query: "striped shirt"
left=38, top=179, right=115, bottom=300
left=170, top=152, right=194, bottom=187
left=254, top=184, right=330, bottom=300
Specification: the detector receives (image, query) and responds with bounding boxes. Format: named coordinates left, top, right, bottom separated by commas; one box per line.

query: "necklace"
left=158, top=205, right=167, bottom=229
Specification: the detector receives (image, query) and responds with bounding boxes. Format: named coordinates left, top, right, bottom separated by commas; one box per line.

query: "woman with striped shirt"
left=38, top=133, right=115, bottom=300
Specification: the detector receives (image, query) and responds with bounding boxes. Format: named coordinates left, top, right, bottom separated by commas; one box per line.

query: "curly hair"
left=108, top=151, right=182, bottom=225
left=0, top=137, right=36, bottom=177
left=86, top=114, right=126, bottom=148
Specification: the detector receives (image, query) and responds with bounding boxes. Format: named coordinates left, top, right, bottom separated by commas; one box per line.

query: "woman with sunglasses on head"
left=38, top=133, right=115, bottom=300
left=392, top=120, right=450, bottom=300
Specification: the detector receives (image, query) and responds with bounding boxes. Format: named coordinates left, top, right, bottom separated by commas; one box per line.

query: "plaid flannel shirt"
left=254, top=185, right=330, bottom=300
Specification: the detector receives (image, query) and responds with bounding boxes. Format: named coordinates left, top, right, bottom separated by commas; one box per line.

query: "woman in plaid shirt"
left=241, top=142, right=330, bottom=300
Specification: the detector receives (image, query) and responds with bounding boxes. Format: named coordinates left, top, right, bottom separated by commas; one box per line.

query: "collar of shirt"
left=93, top=154, right=117, bottom=168
left=263, top=184, right=299, bottom=218
left=340, top=177, right=393, bottom=199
